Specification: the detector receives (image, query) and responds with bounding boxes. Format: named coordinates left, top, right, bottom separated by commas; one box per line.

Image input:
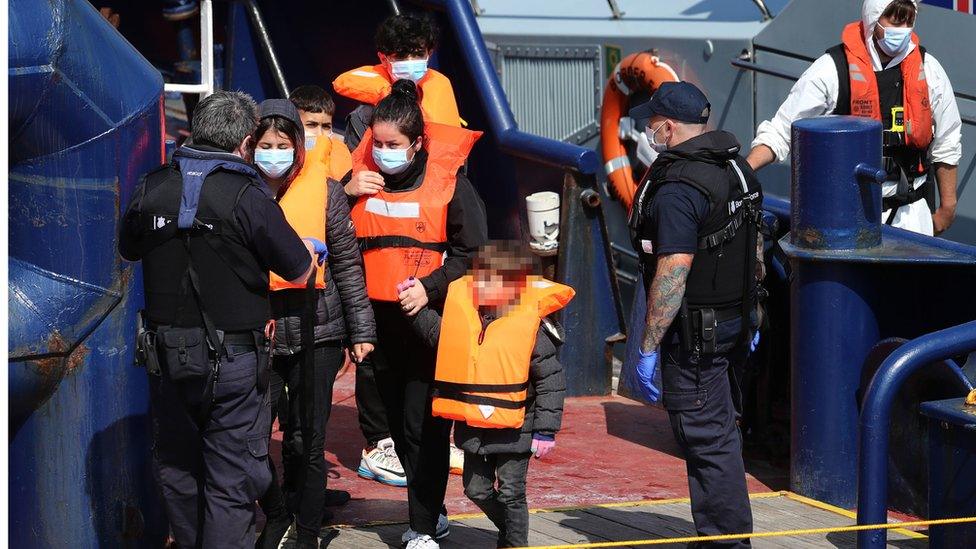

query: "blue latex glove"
left=750, top=331, right=760, bottom=353
left=303, top=237, right=328, bottom=265
left=636, top=348, right=661, bottom=403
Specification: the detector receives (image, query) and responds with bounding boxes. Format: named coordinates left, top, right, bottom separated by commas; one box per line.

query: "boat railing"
left=857, top=320, right=976, bottom=548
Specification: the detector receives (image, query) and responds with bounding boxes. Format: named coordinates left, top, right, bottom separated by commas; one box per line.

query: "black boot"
left=255, top=512, right=292, bottom=549
left=323, top=488, right=350, bottom=507
left=295, top=530, right=319, bottom=549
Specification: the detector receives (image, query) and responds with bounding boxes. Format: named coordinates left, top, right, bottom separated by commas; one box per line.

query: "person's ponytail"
left=372, top=79, right=424, bottom=142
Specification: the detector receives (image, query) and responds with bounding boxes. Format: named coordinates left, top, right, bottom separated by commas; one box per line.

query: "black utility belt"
left=678, top=303, right=742, bottom=354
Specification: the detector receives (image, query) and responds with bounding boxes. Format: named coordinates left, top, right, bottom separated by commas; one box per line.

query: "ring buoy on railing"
left=600, top=51, right=679, bottom=211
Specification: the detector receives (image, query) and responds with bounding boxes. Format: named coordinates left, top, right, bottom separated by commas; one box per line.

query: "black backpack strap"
left=827, top=44, right=851, bottom=116
left=727, top=159, right=761, bottom=344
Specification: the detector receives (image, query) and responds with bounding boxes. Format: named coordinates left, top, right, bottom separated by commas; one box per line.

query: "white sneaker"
left=401, top=514, right=450, bottom=544
left=358, top=437, right=407, bottom=487
left=404, top=534, right=439, bottom=549
left=449, top=444, right=464, bottom=475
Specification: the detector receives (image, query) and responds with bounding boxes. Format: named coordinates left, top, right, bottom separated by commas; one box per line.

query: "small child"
left=289, top=84, right=352, bottom=179
left=404, top=241, right=574, bottom=548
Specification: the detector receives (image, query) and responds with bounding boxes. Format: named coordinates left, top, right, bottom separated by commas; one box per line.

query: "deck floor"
left=284, top=492, right=926, bottom=548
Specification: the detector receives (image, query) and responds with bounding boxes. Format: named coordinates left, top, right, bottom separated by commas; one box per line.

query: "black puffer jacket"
left=270, top=179, right=376, bottom=354
left=410, top=307, right=566, bottom=455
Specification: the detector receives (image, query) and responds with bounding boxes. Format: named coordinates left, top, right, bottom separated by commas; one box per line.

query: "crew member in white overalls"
left=747, top=0, right=961, bottom=236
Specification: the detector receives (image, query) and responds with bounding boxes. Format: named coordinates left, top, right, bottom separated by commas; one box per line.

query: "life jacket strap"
left=358, top=235, right=448, bottom=253
left=433, top=380, right=530, bottom=393
left=431, top=388, right=527, bottom=410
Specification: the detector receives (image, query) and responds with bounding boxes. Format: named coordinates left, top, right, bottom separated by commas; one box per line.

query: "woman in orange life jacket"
left=249, top=99, right=377, bottom=549
left=407, top=241, right=572, bottom=549
left=341, top=79, right=488, bottom=548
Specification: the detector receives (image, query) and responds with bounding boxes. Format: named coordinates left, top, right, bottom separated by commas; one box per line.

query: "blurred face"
left=255, top=128, right=294, bottom=151
left=372, top=121, right=421, bottom=156
left=299, top=110, right=333, bottom=137
left=473, top=269, right=527, bottom=308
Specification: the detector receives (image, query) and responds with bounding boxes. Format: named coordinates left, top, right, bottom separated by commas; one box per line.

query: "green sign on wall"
left=604, top=44, right=622, bottom=80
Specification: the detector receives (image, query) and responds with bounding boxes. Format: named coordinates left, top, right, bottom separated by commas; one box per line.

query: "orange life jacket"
left=269, top=139, right=329, bottom=290
left=840, top=21, right=933, bottom=149
left=328, top=134, right=353, bottom=180
left=332, top=64, right=463, bottom=127
left=349, top=122, right=481, bottom=301
left=431, top=276, right=575, bottom=429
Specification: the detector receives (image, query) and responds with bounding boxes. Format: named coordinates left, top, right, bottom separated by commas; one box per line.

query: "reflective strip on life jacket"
left=840, top=21, right=933, bottom=149
left=349, top=122, right=482, bottom=301
left=332, top=64, right=463, bottom=127
left=431, top=276, right=575, bottom=429
left=269, top=138, right=330, bottom=290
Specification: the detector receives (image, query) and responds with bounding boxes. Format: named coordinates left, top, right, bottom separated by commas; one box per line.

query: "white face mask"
left=877, top=25, right=913, bottom=57
left=645, top=121, right=671, bottom=153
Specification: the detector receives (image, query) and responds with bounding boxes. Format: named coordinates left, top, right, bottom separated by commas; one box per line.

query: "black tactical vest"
left=132, top=148, right=272, bottom=331
left=629, top=133, right=763, bottom=311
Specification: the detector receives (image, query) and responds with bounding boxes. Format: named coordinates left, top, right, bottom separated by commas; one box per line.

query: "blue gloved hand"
left=303, top=237, right=328, bottom=265
left=636, top=348, right=661, bottom=403
left=750, top=330, right=760, bottom=353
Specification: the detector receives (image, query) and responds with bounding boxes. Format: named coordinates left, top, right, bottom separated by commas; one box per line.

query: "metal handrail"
left=856, top=321, right=976, bottom=548
left=164, top=0, right=214, bottom=97
left=242, top=0, right=289, bottom=98
left=414, top=0, right=600, bottom=175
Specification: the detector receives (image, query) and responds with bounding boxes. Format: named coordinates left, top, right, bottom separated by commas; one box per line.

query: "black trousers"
left=661, top=319, right=753, bottom=548
left=371, top=302, right=452, bottom=534
left=356, top=351, right=391, bottom=445
left=259, top=342, right=344, bottom=536
left=462, top=451, right=532, bottom=548
left=151, top=344, right=273, bottom=549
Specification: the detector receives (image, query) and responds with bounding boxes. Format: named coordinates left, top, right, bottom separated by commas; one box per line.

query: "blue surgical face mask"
left=305, top=136, right=317, bottom=150
left=372, top=142, right=416, bottom=175
left=877, top=25, right=913, bottom=57
left=254, top=148, right=294, bottom=178
left=390, top=58, right=429, bottom=83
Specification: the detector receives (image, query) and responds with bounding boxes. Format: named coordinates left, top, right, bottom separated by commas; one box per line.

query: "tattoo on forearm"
left=641, top=254, right=693, bottom=353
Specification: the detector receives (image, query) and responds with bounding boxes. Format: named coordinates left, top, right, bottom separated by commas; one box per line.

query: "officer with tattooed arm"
left=627, top=82, right=764, bottom=548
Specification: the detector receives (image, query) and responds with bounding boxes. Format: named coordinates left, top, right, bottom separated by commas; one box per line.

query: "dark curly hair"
left=372, top=79, right=425, bottom=143
left=375, top=13, right=438, bottom=58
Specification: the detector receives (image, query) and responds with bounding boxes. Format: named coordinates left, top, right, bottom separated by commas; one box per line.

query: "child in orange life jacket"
left=334, top=13, right=462, bottom=151
left=404, top=241, right=574, bottom=548
left=289, top=85, right=352, bottom=180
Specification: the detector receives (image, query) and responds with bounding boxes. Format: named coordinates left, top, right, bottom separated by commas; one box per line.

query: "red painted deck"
left=268, top=362, right=789, bottom=526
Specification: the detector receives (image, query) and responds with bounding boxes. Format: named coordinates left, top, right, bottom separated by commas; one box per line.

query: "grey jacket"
left=270, top=179, right=376, bottom=354
left=410, top=307, right=566, bottom=455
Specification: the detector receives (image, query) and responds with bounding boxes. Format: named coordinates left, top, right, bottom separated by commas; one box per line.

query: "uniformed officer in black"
left=119, top=91, right=317, bottom=548
left=628, top=82, right=764, bottom=548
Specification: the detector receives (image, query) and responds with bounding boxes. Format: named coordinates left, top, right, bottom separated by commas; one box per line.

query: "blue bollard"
left=785, top=116, right=886, bottom=507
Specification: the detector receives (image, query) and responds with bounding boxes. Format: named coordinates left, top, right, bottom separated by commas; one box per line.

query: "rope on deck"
left=515, top=516, right=976, bottom=549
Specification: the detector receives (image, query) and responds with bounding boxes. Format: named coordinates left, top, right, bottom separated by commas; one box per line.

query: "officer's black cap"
left=258, top=99, right=305, bottom=140
left=629, top=81, right=711, bottom=126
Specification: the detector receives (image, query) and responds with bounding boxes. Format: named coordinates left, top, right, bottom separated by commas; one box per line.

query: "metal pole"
left=787, top=117, right=886, bottom=508
left=857, top=321, right=976, bottom=548
left=388, top=0, right=401, bottom=14
left=242, top=0, right=289, bottom=98
left=164, top=0, right=215, bottom=96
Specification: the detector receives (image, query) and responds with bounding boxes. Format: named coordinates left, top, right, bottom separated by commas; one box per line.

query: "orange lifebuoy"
left=600, top=51, right=679, bottom=211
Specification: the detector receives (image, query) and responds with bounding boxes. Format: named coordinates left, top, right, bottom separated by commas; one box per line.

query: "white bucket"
left=525, top=191, right=560, bottom=251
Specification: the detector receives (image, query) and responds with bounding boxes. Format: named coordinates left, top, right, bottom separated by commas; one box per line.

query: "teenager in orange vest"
left=334, top=13, right=462, bottom=151
left=249, top=100, right=376, bottom=549
left=405, top=241, right=573, bottom=549
left=748, top=0, right=961, bottom=236
left=343, top=80, right=487, bottom=549
left=289, top=85, right=353, bottom=180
